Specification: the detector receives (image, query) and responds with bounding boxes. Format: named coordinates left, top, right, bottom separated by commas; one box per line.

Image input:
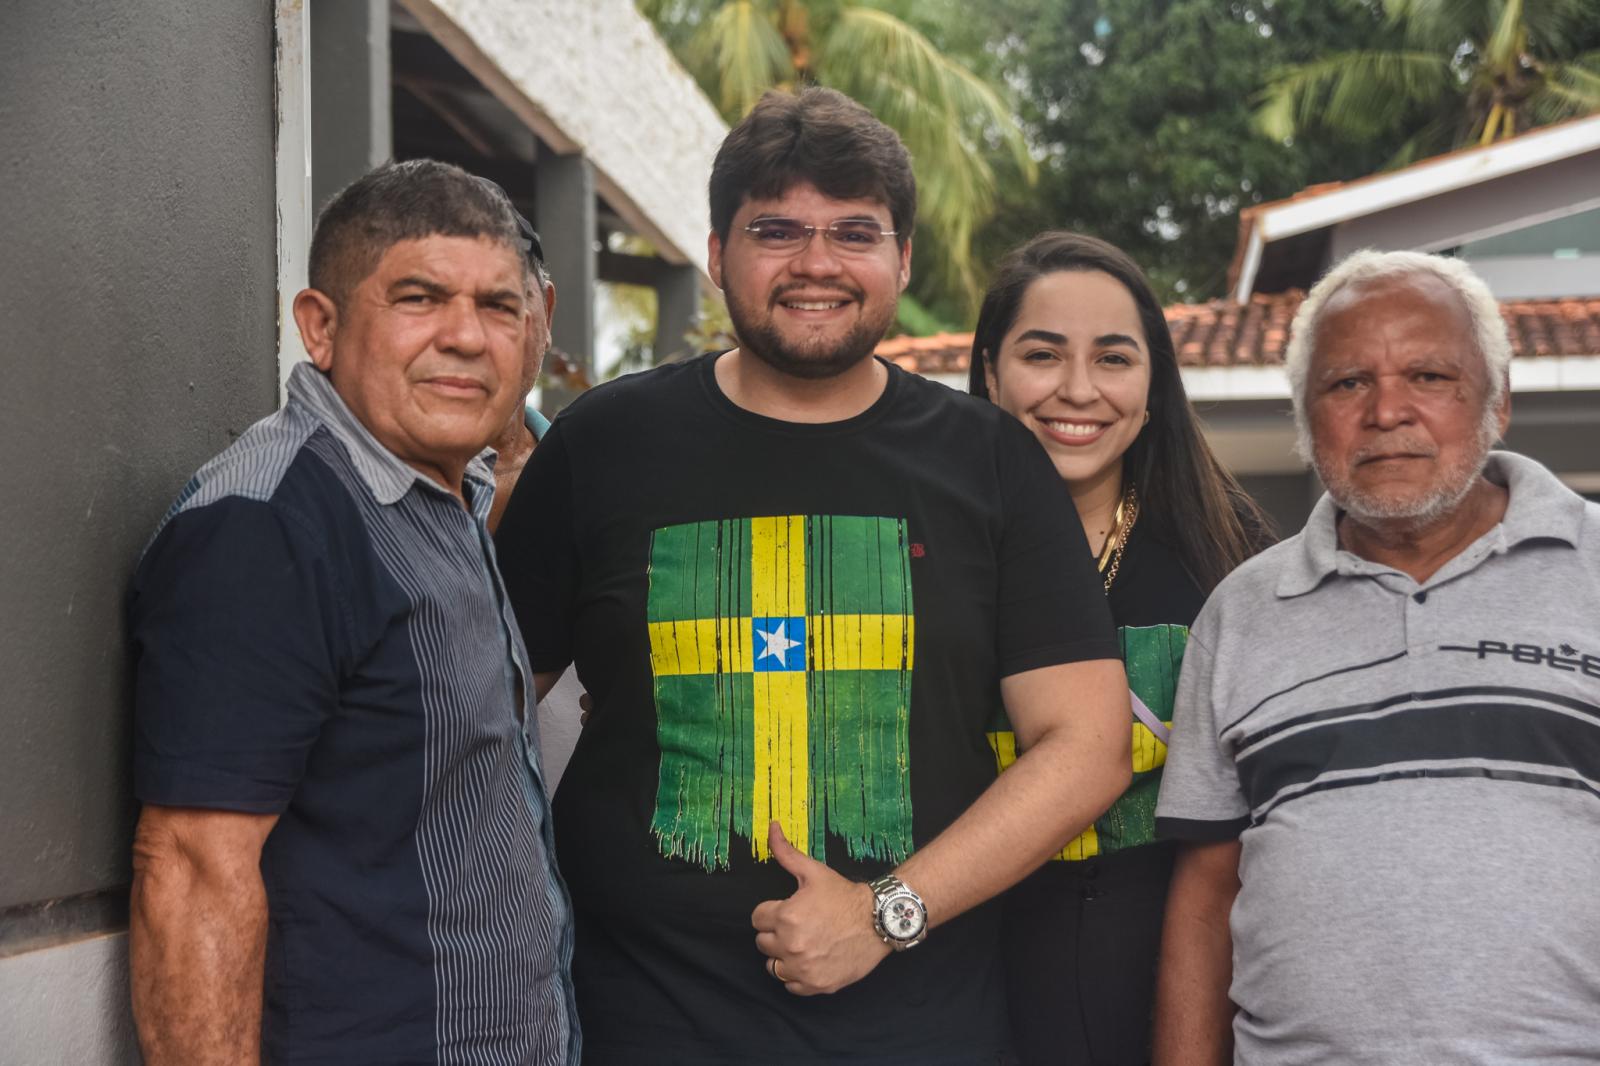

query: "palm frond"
left=1529, top=58, right=1600, bottom=119
left=815, top=6, right=1034, bottom=306
left=1381, top=111, right=1465, bottom=168
left=689, top=1, right=793, bottom=120
left=1483, top=0, right=1525, bottom=69
left=1254, top=50, right=1456, bottom=140
left=1517, top=0, right=1600, bottom=57
left=1378, top=0, right=1492, bottom=51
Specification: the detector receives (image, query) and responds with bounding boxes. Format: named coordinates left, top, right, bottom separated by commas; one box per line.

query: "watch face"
left=882, top=893, right=926, bottom=941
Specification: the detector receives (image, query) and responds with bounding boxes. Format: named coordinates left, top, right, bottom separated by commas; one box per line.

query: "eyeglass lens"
left=745, top=218, right=890, bottom=252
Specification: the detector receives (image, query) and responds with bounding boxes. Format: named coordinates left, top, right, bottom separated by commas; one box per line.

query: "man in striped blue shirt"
left=128, top=160, right=578, bottom=1065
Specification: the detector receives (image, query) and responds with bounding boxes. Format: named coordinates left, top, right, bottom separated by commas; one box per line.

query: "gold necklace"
left=1097, top=484, right=1139, bottom=595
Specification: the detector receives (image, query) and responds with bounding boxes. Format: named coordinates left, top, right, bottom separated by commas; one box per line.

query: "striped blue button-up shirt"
left=132, top=362, right=578, bottom=1064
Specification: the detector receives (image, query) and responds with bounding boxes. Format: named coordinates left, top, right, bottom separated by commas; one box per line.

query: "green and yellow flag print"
left=988, top=623, right=1188, bottom=860
left=646, top=515, right=916, bottom=872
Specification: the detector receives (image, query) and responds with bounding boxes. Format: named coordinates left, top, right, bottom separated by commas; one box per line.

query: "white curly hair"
left=1284, top=249, right=1512, bottom=461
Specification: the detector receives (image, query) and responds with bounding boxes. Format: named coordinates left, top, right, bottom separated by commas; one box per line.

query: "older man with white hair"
left=1150, top=249, right=1600, bottom=1065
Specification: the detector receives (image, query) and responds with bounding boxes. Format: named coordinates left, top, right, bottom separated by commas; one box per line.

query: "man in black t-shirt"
left=497, top=87, right=1131, bottom=1065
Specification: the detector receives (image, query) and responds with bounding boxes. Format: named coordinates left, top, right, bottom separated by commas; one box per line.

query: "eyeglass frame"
left=739, top=216, right=900, bottom=256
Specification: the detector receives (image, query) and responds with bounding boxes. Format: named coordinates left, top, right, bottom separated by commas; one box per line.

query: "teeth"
left=1044, top=420, right=1103, bottom=437
left=784, top=301, right=844, bottom=310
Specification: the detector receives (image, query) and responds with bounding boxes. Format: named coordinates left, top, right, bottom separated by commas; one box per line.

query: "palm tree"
left=640, top=0, right=1035, bottom=321
left=1256, top=0, right=1600, bottom=164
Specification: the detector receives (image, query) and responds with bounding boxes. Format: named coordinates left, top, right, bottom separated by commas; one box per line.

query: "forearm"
left=897, top=721, right=1129, bottom=927
left=751, top=660, right=1128, bottom=996
left=1152, top=841, right=1240, bottom=1066
left=130, top=825, right=269, bottom=1064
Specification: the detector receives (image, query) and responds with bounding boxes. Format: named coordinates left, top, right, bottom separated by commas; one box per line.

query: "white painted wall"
left=399, top=0, right=728, bottom=276
left=0, top=934, right=139, bottom=1065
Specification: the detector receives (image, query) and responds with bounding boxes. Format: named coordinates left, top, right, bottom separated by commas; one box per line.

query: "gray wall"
left=0, top=0, right=278, bottom=957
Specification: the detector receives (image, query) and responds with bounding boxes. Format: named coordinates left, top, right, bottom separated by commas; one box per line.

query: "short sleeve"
left=496, top=419, right=579, bottom=674
left=994, top=417, right=1120, bottom=676
left=1154, top=625, right=1250, bottom=840
left=130, top=497, right=344, bottom=813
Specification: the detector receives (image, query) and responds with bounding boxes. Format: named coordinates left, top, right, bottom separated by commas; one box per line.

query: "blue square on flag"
left=752, top=616, right=806, bottom=672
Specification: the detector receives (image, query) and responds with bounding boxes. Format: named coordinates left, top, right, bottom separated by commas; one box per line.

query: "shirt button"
left=1413, top=591, right=1427, bottom=604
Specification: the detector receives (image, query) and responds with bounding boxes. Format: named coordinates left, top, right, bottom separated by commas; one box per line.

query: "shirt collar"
left=286, top=362, right=497, bottom=508
left=1276, top=450, right=1584, bottom=598
left=525, top=402, right=550, bottom=441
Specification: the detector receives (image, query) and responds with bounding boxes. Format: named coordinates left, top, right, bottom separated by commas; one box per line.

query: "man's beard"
left=725, top=281, right=894, bottom=381
left=1315, top=404, right=1501, bottom=529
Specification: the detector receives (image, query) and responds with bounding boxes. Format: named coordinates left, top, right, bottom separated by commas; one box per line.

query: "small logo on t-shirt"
left=1440, top=639, right=1600, bottom=678
left=910, top=543, right=925, bottom=558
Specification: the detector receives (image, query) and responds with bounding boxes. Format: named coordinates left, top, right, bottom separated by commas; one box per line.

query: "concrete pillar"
left=310, top=0, right=391, bottom=214
left=654, top=263, right=701, bottom=363
left=537, top=153, right=597, bottom=410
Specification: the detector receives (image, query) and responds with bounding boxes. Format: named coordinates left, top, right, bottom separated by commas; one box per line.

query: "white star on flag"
left=757, top=621, right=801, bottom=662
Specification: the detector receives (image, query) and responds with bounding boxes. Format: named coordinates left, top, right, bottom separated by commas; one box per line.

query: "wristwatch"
left=868, top=874, right=928, bottom=950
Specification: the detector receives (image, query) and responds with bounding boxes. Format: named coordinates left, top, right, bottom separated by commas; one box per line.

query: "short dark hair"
left=708, top=87, right=916, bottom=247
left=969, top=232, right=1275, bottom=592
left=309, top=159, right=523, bottom=305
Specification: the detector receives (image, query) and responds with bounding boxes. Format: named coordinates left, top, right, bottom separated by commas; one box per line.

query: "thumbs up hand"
left=750, top=821, right=891, bottom=996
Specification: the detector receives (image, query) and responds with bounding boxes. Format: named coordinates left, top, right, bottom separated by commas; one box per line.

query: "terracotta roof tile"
left=877, top=293, right=1600, bottom=376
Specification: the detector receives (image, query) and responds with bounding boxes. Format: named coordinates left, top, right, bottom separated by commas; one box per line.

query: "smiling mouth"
left=777, top=298, right=850, bottom=311
left=1042, top=419, right=1108, bottom=438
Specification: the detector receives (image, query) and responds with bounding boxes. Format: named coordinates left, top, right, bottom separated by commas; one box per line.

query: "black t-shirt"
left=1106, top=519, right=1206, bottom=632
left=998, top=518, right=1208, bottom=1065
left=497, top=353, right=1117, bottom=1064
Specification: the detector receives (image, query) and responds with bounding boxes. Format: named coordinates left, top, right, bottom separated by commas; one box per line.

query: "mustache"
left=768, top=281, right=864, bottom=307
left=1350, top=437, right=1438, bottom=464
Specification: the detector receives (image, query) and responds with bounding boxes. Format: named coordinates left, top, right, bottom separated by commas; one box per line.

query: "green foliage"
left=685, top=289, right=738, bottom=355
left=638, top=0, right=1034, bottom=322
left=600, top=282, right=660, bottom=379
left=894, top=292, right=958, bottom=336
left=641, top=0, right=1600, bottom=315
left=1258, top=0, right=1600, bottom=161
left=945, top=0, right=1413, bottom=303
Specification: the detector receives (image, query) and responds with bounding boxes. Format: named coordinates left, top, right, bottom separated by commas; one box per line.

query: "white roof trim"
left=1181, top=365, right=1292, bottom=401
left=1177, top=356, right=1600, bottom=403
left=1259, top=116, right=1600, bottom=243
left=397, top=0, right=727, bottom=276
left=1237, top=114, right=1600, bottom=297
left=1231, top=228, right=1266, bottom=305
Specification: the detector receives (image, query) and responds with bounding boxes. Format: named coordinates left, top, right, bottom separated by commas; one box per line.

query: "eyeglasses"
left=740, top=217, right=897, bottom=255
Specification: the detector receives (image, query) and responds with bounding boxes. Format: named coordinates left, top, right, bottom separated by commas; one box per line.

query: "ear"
left=541, top=280, right=557, bottom=330
left=293, top=288, right=339, bottom=372
left=706, top=230, right=726, bottom=291
left=982, top=348, right=999, bottom=399
left=1494, top=374, right=1512, bottom=440
left=897, top=237, right=912, bottom=293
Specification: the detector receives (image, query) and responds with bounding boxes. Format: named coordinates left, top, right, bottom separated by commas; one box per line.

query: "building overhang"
left=1231, top=113, right=1600, bottom=302
left=398, top=0, right=727, bottom=278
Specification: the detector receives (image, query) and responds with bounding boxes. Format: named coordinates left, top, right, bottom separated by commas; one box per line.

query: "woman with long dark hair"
left=969, top=232, right=1271, bottom=1064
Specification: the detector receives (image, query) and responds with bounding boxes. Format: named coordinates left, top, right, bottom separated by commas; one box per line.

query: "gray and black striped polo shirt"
left=132, top=362, right=578, bottom=1064
left=1157, top=450, right=1600, bottom=1064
